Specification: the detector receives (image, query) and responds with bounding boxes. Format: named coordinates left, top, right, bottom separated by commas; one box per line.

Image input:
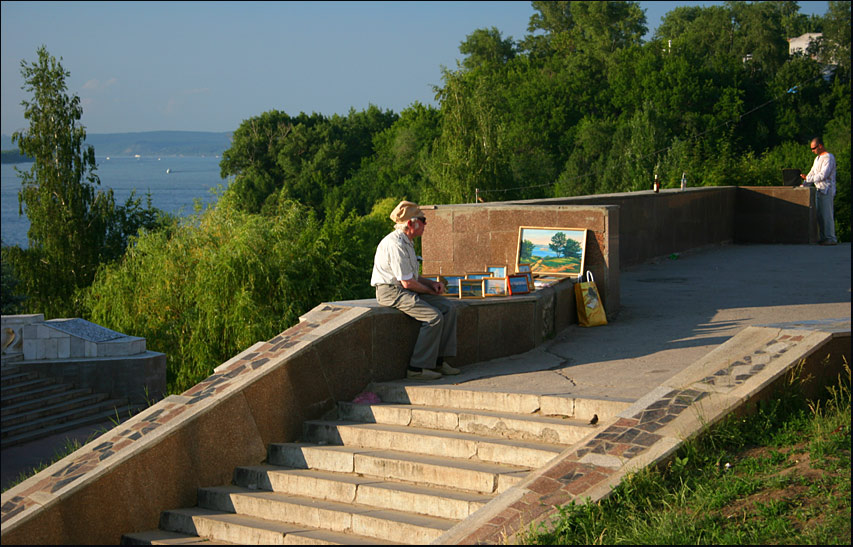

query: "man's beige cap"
left=389, top=200, right=424, bottom=223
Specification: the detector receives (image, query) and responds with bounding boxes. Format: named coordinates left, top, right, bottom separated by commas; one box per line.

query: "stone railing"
left=0, top=281, right=576, bottom=544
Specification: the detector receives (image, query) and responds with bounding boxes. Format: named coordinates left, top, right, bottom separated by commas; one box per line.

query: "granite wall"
left=0, top=284, right=576, bottom=544
left=421, top=204, right=619, bottom=316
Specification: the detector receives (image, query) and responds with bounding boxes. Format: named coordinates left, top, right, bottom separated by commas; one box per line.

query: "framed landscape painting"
left=517, top=227, right=587, bottom=278
left=483, top=277, right=507, bottom=297
left=507, top=274, right=531, bottom=295
left=486, top=265, right=507, bottom=278
left=459, top=279, right=485, bottom=299
left=443, top=275, right=464, bottom=296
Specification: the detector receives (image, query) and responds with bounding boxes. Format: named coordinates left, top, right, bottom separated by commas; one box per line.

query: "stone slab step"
left=303, top=420, right=565, bottom=468
left=0, top=404, right=141, bottom=447
left=0, top=370, right=40, bottom=387
left=1, top=398, right=132, bottom=438
left=1, top=379, right=72, bottom=404
left=338, top=401, right=596, bottom=445
left=160, top=506, right=395, bottom=545
left=122, top=529, right=237, bottom=544
left=0, top=386, right=94, bottom=415
left=233, top=465, right=492, bottom=520
left=1, top=392, right=110, bottom=427
left=196, top=485, right=455, bottom=544
left=268, top=443, right=528, bottom=494
left=369, top=384, right=633, bottom=420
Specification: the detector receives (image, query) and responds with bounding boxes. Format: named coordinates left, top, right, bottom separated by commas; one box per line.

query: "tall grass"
left=524, top=359, right=851, bottom=545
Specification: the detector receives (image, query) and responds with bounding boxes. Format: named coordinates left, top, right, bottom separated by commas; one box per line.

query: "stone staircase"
left=0, top=364, right=143, bottom=448
left=123, top=382, right=631, bottom=545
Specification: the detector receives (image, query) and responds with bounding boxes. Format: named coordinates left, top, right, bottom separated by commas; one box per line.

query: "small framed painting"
left=483, top=277, right=507, bottom=297
left=443, top=275, right=464, bottom=296
left=507, top=274, right=531, bottom=295
left=521, top=271, right=534, bottom=290
left=466, top=272, right=491, bottom=280
left=517, top=227, right=588, bottom=278
left=421, top=274, right=445, bottom=284
left=485, top=265, right=507, bottom=278
left=459, top=279, right=485, bottom=299
left=517, top=263, right=532, bottom=274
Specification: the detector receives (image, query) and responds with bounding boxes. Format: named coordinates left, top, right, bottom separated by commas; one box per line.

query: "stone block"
left=454, top=303, right=479, bottom=366
left=554, top=209, right=605, bottom=233
left=69, top=336, right=85, bottom=358
left=453, top=208, right=490, bottom=233
left=488, top=208, right=556, bottom=232
left=57, top=337, right=71, bottom=359
left=453, top=232, right=490, bottom=272
left=488, top=231, right=520, bottom=267
left=280, top=348, right=334, bottom=424
left=371, top=310, right=419, bottom=380
left=314, top=316, right=374, bottom=403
left=43, top=338, right=58, bottom=359
left=84, top=340, right=97, bottom=358
left=22, top=339, right=39, bottom=360
left=242, top=358, right=311, bottom=447
left=23, top=324, right=40, bottom=339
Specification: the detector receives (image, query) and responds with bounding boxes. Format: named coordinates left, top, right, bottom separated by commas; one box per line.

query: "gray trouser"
left=375, top=284, right=458, bottom=370
left=816, top=190, right=837, bottom=243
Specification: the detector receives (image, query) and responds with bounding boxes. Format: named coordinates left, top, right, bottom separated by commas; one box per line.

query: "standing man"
left=801, top=137, right=837, bottom=245
left=371, top=201, right=460, bottom=380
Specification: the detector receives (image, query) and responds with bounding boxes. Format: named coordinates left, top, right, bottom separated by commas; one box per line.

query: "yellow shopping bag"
left=575, top=271, right=607, bottom=327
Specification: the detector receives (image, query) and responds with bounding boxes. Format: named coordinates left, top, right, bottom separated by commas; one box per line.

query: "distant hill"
left=1, top=130, right=232, bottom=158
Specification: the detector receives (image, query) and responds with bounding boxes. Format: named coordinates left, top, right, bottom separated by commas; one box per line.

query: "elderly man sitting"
left=371, top=200, right=460, bottom=380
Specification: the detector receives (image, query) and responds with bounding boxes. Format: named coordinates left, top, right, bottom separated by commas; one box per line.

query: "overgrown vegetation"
left=4, top=2, right=850, bottom=394
left=523, top=361, right=852, bottom=545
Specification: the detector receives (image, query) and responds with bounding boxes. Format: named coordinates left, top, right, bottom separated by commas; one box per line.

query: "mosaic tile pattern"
left=0, top=306, right=351, bottom=526
left=697, top=334, right=801, bottom=390
left=458, top=388, right=710, bottom=544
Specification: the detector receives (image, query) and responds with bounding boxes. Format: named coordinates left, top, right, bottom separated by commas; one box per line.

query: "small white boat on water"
left=165, top=168, right=171, bottom=174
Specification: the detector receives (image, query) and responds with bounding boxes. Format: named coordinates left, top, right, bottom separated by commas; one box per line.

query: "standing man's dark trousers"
left=375, top=284, right=457, bottom=369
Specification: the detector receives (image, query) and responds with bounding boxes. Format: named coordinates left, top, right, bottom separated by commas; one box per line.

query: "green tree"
left=7, top=46, right=160, bottom=318
left=549, top=232, right=582, bottom=258
left=459, top=27, right=516, bottom=70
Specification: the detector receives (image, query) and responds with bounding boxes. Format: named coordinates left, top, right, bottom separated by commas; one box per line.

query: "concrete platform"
left=394, top=243, right=850, bottom=403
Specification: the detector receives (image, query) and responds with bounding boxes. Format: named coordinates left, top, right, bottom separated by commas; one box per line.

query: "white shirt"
left=805, top=151, right=836, bottom=196
left=371, top=229, right=419, bottom=286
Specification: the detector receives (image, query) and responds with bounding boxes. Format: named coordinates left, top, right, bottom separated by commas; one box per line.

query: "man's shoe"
left=407, top=368, right=442, bottom=380
left=819, top=240, right=837, bottom=246
left=439, top=362, right=461, bottom=375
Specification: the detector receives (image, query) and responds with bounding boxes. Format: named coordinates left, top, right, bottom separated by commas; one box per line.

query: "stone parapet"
left=420, top=204, right=619, bottom=317
left=436, top=318, right=851, bottom=544
left=0, top=284, right=577, bottom=544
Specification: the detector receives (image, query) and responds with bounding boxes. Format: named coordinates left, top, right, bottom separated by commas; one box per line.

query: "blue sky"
left=1, top=1, right=829, bottom=135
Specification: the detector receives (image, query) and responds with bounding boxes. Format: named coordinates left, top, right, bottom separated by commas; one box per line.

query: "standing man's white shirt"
left=805, top=152, right=836, bottom=196
left=371, top=229, right=418, bottom=286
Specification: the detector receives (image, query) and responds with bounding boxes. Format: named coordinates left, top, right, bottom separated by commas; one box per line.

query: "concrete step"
left=233, top=465, right=492, bottom=520
left=303, top=420, right=565, bottom=468
left=0, top=403, right=141, bottom=448
left=122, top=529, right=237, bottom=544
left=267, top=443, right=528, bottom=494
left=338, top=401, right=596, bottom=445
left=1, top=398, right=132, bottom=438
left=159, top=506, right=395, bottom=545
left=1, top=379, right=71, bottom=403
left=370, top=384, right=633, bottom=421
left=1, top=392, right=110, bottom=427
left=196, top=485, right=455, bottom=544
left=0, top=387, right=95, bottom=415
left=0, top=370, right=40, bottom=387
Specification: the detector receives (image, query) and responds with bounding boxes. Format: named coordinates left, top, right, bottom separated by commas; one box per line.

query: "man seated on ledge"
left=800, top=136, right=837, bottom=246
left=371, top=200, right=460, bottom=380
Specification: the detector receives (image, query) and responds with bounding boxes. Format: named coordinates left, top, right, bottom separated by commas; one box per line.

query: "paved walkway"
left=396, top=243, right=851, bottom=401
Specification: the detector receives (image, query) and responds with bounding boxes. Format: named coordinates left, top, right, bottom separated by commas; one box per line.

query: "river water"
left=1, top=156, right=227, bottom=247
